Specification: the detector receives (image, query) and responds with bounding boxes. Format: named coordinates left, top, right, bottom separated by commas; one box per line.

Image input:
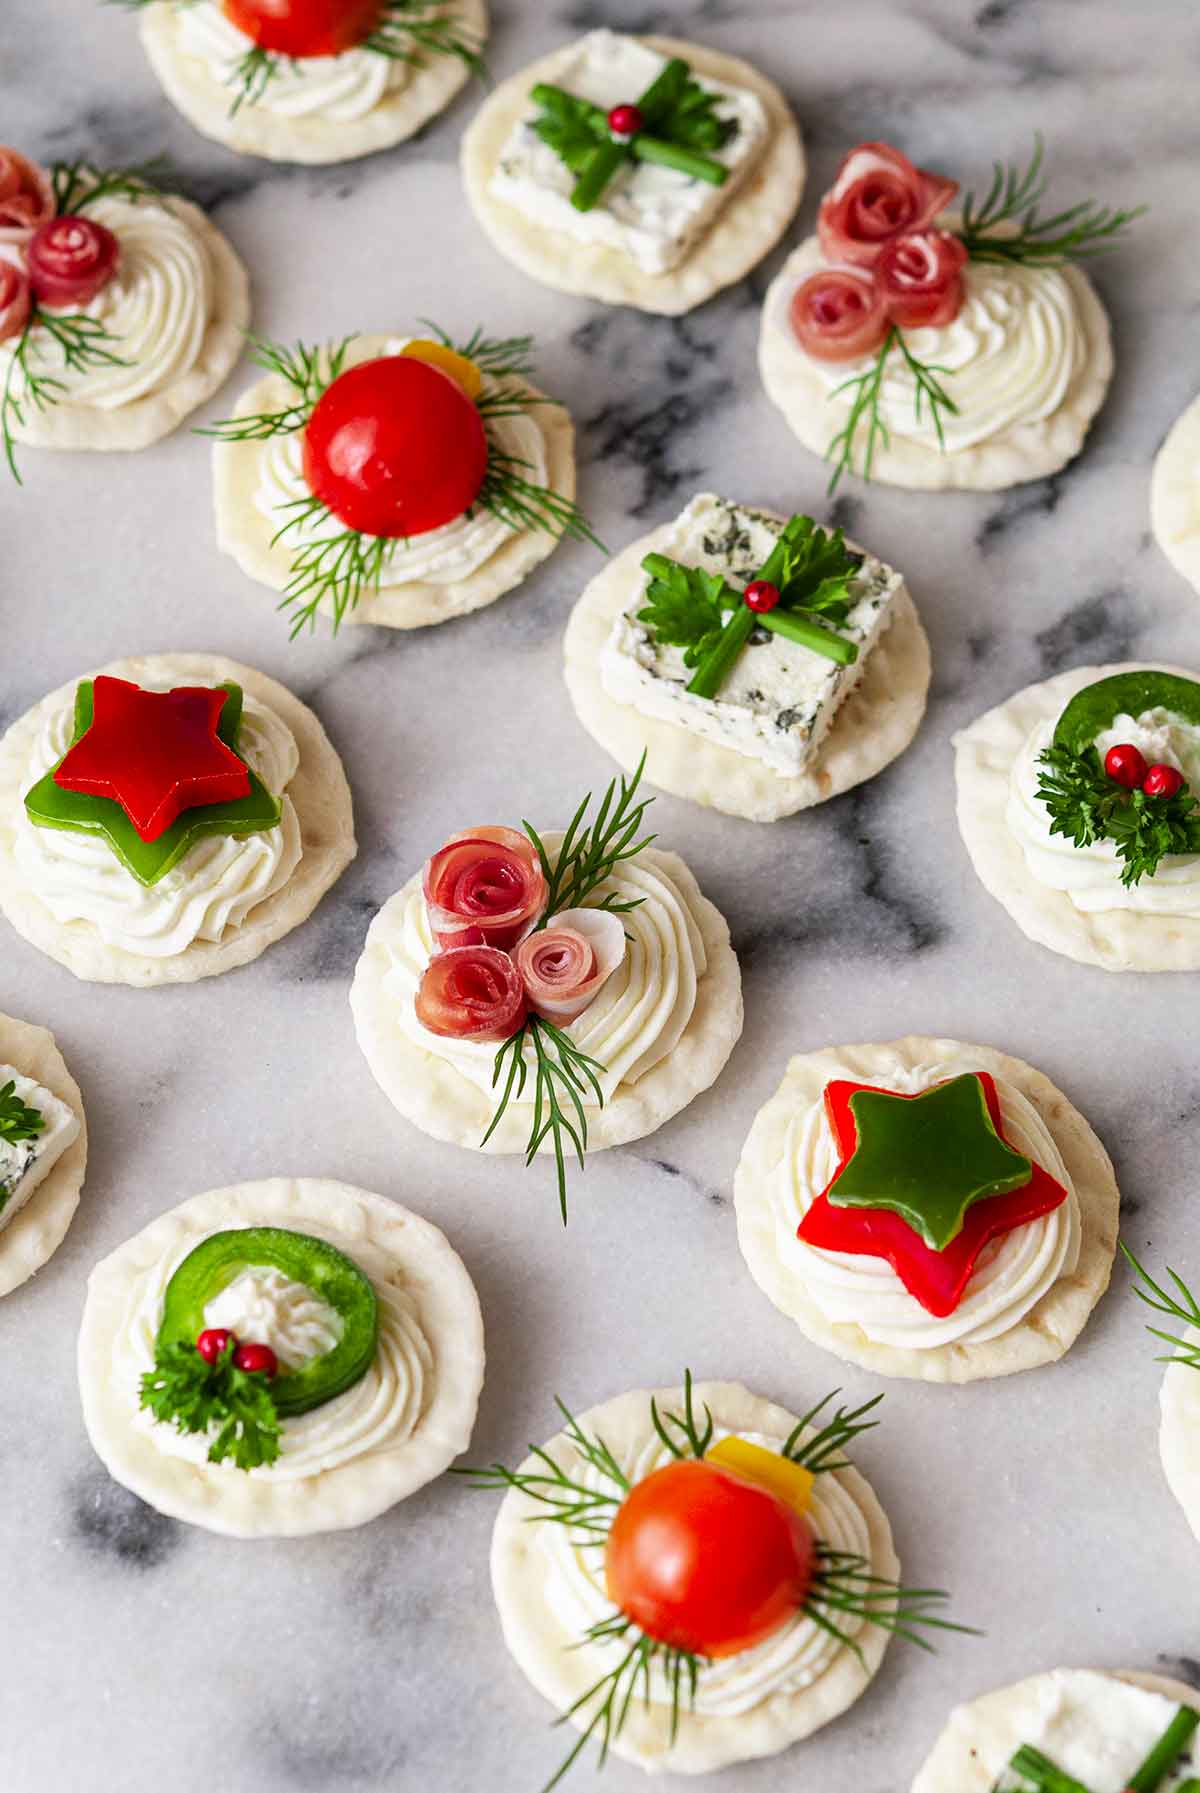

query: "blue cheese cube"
left=490, top=31, right=769, bottom=276
left=600, top=493, right=903, bottom=776
left=0, top=1066, right=79, bottom=1236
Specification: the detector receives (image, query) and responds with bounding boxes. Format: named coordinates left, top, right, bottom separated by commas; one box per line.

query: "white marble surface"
left=2, top=3, right=1199, bottom=1789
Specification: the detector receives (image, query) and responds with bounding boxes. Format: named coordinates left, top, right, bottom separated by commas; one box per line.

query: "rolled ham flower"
left=26, top=215, right=120, bottom=309
left=414, top=944, right=528, bottom=1043
left=0, top=148, right=55, bottom=247
left=423, top=825, right=548, bottom=952
left=514, top=908, right=627, bottom=1025
left=818, top=141, right=958, bottom=269
left=877, top=229, right=968, bottom=329
left=0, top=258, right=32, bottom=344
left=789, top=264, right=889, bottom=362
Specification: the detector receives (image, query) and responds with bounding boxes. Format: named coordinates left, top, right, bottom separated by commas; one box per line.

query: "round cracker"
left=759, top=238, right=1112, bottom=491
left=461, top=35, right=805, bottom=316
left=734, top=1036, right=1118, bottom=1384
left=8, top=198, right=249, bottom=455
left=911, top=1668, right=1200, bottom=1791
left=79, top=1177, right=485, bottom=1538
left=491, top=1380, right=895, bottom=1774
left=139, top=0, right=487, bottom=165
left=0, top=1012, right=87, bottom=1298
left=1151, top=391, right=1200, bottom=596
left=955, top=661, right=1200, bottom=972
left=350, top=846, right=742, bottom=1154
left=0, top=652, right=356, bottom=986
left=1160, top=1330, right=1200, bottom=1544
left=563, top=512, right=930, bottom=820
left=213, top=333, right=578, bottom=631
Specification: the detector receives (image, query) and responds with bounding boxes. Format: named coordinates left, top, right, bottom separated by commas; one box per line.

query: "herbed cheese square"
left=601, top=494, right=903, bottom=777
left=0, top=1066, right=79, bottom=1236
left=490, top=31, right=769, bottom=277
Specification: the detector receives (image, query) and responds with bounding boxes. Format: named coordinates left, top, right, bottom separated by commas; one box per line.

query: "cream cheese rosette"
left=212, top=329, right=589, bottom=636
left=351, top=763, right=742, bottom=1216
left=1152, top=390, right=1200, bottom=597
left=911, top=1668, right=1200, bottom=1792
left=476, top=1378, right=967, bottom=1780
left=0, top=653, right=355, bottom=986
left=0, top=1012, right=87, bottom=1298
left=136, top=0, right=487, bottom=164
left=759, top=140, right=1126, bottom=492
left=955, top=662, right=1200, bottom=971
left=0, top=152, right=248, bottom=474
left=462, top=31, right=804, bottom=315
left=565, top=492, right=930, bottom=821
left=735, top=1037, right=1119, bottom=1384
left=79, top=1178, right=484, bottom=1538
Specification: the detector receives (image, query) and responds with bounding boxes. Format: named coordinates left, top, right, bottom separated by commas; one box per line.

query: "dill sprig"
left=959, top=135, right=1146, bottom=266
left=484, top=1017, right=607, bottom=1225
left=51, top=155, right=170, bottom=216
left=0, top=1081, right=45, bottom=1146
left=1123, top=1244, right=1200, bottom=1373
left=200, top=335, right=352, bottom=442
left=525, top=755, right=656, bottom=922
left=826, top=324, right=958, bottom=494
left=229, top=43, right=276, bottom=115
left=270, top=492, right=394, bottom=638
left=2, top=311, right=128, bottom=484
left=363, top=0, right=488, bottom=82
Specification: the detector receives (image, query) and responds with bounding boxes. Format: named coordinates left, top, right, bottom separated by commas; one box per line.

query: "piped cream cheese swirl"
left=115, top=1235, right=433, bottom=1481
left=768, top=1058, right=1081, bottom=1349
left=538, top=1422, right=870, bottom=1716
left=2, top=195, right=215, bottom=411
left=1007, top=707, right=1200, bottom=915
left=815, top=261, right=1087, bottom=452
left=175, top=2, right=407, bottom=119
left=14, top=667, right=302, bottom=958
left=381, top=843, right=707, bottom=1103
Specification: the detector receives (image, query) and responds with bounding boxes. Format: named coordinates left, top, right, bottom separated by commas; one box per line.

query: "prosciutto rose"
left=818, top=142, right=957, bottom=268
left=0, top=260, right=31, bottom=344
left=789, top=265, right=889, bottom=361
left=423, top=826, right=548, bottom=951
left=877, top=230, right=967, bottom=329
left=27, top=216, right=120, bottom=308
left=415, top=944, right=527, bottom=1042
left=0, top=149, right=55, bottom=247
left=515, top=909, right=627, bottom=1025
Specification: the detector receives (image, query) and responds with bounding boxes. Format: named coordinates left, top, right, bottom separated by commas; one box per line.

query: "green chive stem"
left=1007, top=1745, right=1091, bottom=1793
left=628, top=137, right=728, bottom=184
left=1128, top=1707, right=1200, bottom=1793
left=759, top=609, right=858, bottom=665
left=685, top=600, right=754, bottom=699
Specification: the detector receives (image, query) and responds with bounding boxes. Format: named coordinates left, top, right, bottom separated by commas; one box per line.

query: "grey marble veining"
left=2, top=2, right=1200, bottom=1789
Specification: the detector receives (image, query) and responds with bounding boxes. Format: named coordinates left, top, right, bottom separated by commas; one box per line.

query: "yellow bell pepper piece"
left=401, top=339, right=483, bottom=401
left=706, top=1437, right=814, bottom=1515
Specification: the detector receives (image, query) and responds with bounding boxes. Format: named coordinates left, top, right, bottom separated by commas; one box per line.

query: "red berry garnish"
left=607, top=103, right=644, bottom=139
left=196, top=1327, right=236, bottom=1365
left=1143, top=762, right=1184, bottom=799
left=233, top=1342, right=279, bottom=1379
left=1104, top=743, right=1148, bottom=790
left=744, top=580, right=781, bottom=614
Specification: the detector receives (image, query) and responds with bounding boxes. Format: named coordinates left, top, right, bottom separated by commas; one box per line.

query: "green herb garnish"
left=1123, top=1244, right=1200, bottom=1374
left=2, top=312, right=128, bottom=486
left=51, top=155, right=172, bottom=216
left=0, top=1082, right=45, bottom=1147
left=139, top=1338, right=281, bottom=1471
left=959, top=135, right=1146, bottom=268
left=994, top=1704, right=1199, bottom=1793
left=826, top=324, right=958, bottom=494
left=1036, top=743, right=1200, bottom=888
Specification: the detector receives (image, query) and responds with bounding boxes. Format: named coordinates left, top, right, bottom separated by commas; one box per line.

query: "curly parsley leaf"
left=0, top=1082, right=44, bottom=1146
left=1036, top=743, right=1200, bottom=887
left=775, top=515, right=862, bottom=628
left=640, top=59, right=736, bottom=152
left=531, top=88, right=606, bottom=174
left=637, top=553, right=731, bottom=668
left=139, top=1340, right=281, bottom=1471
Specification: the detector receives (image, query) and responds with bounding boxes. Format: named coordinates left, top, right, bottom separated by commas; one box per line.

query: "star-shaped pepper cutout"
left=796, top=1072, right=1069, bottom=1318
left=24, top=679, right=282, bottom=887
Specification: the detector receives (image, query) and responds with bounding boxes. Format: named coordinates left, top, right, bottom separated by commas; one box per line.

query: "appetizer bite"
left=130, top=0, right=487, bottom=164
left=760, top=139, right=1138, bottom=491
left=0, top=1011, right=86, bottom=1298
left=911, top=1669, right=1199, bottom=1792
left=469, top=1375, right=969, bottom=1781
left=0, top=149, right=248, bottom=479
left=1126, top=1248, right=1200, bottom=1546
left=462, top=31, right=805, bottom=314
left=0, top=654, right=355, bottom=985
left=209, top=327, right=595, bottom=636
left=79, top=1178, right=484, bottom=1536
left=735, top=1036, right=1118, bottom=1383
left=1151, top=392, right=1200, bottom=597
left=351, top=760, right=742, bottom=1218
left=564, top=492, right=930, bottom=820
left=955, top=664, right=1200, bottom=971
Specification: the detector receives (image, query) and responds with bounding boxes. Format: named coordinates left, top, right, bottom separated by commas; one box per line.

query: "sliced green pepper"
left=1053, top=670, right=1200, bottom=755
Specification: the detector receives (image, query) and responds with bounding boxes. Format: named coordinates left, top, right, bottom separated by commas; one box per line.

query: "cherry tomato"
left=222, top=0, right=381, bottom=57
left=302, top=356, right=489, bottom=539
left=604, top=1459, right=813, bottom=1659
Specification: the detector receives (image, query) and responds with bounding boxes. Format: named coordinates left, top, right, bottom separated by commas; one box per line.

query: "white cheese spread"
left=0, top=1067, right=79, bottom=1237
left=174, top=1, right=407, bottom=120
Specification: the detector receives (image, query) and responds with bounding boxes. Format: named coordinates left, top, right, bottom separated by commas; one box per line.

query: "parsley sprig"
left=1123, top=1245, right=1200, bottom=1375
left=462, top=1373, right=971, bottom=1792
left=1036, top=743, right=1200, bottom=888
left=826, top=325, right=958, bottom=494
left=139, top=1338, right=281, bottom=1471
left=959, top=135, right=1146, bottom=267
left=0, top=1081, right=45, bottom=1147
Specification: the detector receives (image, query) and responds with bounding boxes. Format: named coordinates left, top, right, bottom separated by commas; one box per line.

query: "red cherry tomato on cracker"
left=221, top=0, right=381, bottom=57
